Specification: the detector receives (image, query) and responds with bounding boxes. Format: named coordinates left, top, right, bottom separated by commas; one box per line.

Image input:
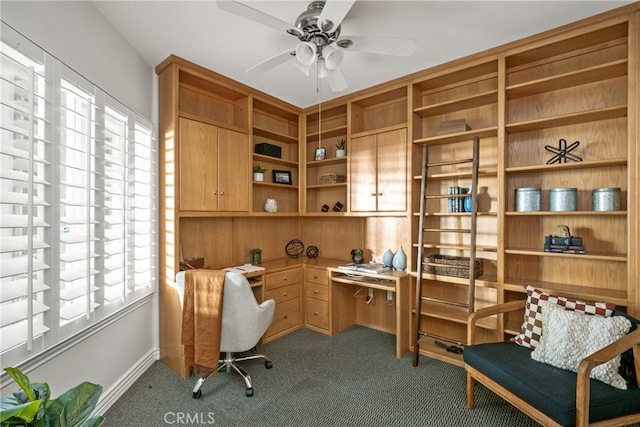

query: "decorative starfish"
left=545, top=139, right=582, bottom=164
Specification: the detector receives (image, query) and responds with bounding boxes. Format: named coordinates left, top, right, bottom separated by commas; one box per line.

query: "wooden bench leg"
left=467, top=372, right=475, bottom=409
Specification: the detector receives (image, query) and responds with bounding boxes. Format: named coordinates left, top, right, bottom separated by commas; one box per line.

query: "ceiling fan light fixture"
left=322, top=45, right=343, bottom=70
left=293, top=61, right=313, bottom=77
left=327, top=67, right=348, bottom=92
left=295, top=41, right=317, bottom=66
left=317, top=58, right=330, bottom=79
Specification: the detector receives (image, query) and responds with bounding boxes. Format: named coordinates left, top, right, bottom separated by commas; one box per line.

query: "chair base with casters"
left=192, top=350, right=273, bottom=398
left=176, top=270, right=276, bottom=400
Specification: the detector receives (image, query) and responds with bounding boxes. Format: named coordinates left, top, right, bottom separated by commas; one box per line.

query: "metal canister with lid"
left=592, top=187, right=621, bottom=211
left=549, top=188, right=577, bottom=211
left=515, top=188, right=541, bottom=212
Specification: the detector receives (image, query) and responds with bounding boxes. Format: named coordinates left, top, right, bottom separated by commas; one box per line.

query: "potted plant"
left=335, top=139, right=346, bottom=158
left=253, top=164, right=267, bottom=182
left=0, top=367, right=104, bottom=427
left=250, top=248, right=262, bottom=265
left=350, top=248, right=364, bottom=264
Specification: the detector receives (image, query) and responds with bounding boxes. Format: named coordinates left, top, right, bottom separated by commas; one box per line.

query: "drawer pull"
left=313, top=274, right=318, bottom=279
left=314, top=311, right=318, bottom=315
left=283, top=276, right=288, bottom=281
left=314, top=290, right=318, bottom=294
left=283, top=314, right=288, bottom=319
left=283, top=292, right=288, bottom=296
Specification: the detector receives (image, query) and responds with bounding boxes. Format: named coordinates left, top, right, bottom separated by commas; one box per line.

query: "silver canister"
left=592, top=187, right=621, bottom=211
left=549, top=187, right=577, bottom=211
left=515, top=188, right=541, bottom=212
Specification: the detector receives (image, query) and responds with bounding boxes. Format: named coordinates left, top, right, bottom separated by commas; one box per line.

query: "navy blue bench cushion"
left=464, top=341, right=640, bottom=427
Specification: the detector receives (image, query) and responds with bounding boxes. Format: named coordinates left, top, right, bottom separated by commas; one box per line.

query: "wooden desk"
left=328, top=267, right=410, bottom=359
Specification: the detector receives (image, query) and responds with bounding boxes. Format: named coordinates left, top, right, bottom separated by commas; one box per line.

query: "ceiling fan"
left=217, top=0, right=418, bottom=92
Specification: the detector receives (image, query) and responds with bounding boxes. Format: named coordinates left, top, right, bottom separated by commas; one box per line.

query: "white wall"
left=1, top=1, right=159, bottom=412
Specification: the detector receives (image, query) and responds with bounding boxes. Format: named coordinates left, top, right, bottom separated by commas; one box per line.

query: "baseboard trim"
left=94, top=348, right=159, bottom=415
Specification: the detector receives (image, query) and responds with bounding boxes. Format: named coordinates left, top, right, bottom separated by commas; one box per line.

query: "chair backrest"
left=175, top=271, right=274, bottom=352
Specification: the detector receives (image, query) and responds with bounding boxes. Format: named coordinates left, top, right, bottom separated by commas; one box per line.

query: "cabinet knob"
left=213, top=190, right=217, bottom=195
left=283, top=314, right=288, bottom=319
left=283, top=292, right=287, bottom=296
left=314, top=311, right=318, bottom=315
left=283, top=276, right=288, bottom=281
left=313, top=274, right=318, bottom=279
left=378, top=192, right=383, bottom=196
left=371, top=192, right=376, bottom=196
left=220, top=190, right=224, bottom=195
left=314, top=290, right=318, bottom=294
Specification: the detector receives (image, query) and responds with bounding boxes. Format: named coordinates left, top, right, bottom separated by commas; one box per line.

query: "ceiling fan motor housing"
left=290, top=0, right=342, bottom=54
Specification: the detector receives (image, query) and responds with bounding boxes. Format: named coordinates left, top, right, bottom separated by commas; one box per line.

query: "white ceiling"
left=93, top=0, right=633, bottom=108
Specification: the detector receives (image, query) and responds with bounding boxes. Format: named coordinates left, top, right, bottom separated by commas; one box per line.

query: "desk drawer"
left=266, top=298, right=300, bottom=336
left=305, top=282, right=328, bottom=301
left=265, top=283, right=300, bottom=304
left=305, top=298, right=329, bottom=330
left=266, top=268, right=302, bottom=290
left=305, top=267, right=327, bottom=285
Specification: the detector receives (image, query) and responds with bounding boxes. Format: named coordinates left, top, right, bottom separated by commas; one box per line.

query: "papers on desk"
left=337, top=263, right=390, bottom=274
left=224, top=264, right=265, bottom=274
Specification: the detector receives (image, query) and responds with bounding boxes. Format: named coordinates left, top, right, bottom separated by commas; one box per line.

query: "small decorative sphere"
left=306, top=246, right=319, bottom=258
left=285, top=239, right=305, bottom=258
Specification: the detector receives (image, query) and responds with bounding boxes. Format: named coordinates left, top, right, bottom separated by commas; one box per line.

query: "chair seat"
left=464, top=342, right=640, bottom=426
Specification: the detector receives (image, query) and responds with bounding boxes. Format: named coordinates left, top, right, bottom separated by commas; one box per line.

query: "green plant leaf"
left=45, top=382, right=102, bottom=427
left=3, top=368, right=35, bottom=401
left=0, top=395, right=42, bottom=423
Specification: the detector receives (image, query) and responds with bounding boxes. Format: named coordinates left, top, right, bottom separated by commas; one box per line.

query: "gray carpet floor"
left=103, top=325, right=540, bottom=426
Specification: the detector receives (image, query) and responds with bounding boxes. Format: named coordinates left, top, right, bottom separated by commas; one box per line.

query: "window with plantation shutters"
left=0, top=22, right=156, bottom=368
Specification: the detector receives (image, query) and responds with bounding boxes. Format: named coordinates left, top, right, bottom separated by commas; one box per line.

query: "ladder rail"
left=412, top=144, right=429, bottom=367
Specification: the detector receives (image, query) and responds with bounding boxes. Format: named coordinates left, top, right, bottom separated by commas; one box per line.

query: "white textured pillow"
left=531, top=301, right=631, bottom=390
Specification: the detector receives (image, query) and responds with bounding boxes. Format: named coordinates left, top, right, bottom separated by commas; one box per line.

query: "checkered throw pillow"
left=512, top=284, right=616, bottom=349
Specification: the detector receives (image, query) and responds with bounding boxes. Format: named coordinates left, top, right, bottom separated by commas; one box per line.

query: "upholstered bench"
left=464, top=299, right=640, bottom=427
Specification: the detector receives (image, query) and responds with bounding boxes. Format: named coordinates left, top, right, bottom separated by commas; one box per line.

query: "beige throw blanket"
left=181, top=269, right=225, bottom=376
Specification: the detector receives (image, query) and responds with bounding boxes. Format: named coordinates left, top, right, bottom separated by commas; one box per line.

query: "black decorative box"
left=255, top=142, right=281, bottom=158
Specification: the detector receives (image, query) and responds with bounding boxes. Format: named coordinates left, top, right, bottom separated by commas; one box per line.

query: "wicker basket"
left=424, top=254, right=483, bottom=278
left=320, top=173, right=346, bottom=184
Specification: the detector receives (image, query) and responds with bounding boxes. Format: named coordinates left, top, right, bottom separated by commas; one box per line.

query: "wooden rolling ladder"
left=412, top=136, right=480, bottom=367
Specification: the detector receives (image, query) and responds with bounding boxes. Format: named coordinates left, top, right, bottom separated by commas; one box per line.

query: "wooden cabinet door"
left=376, top=128, right=407, bottom=212
left=179, top=118, right=218, bottom=211
left=217, top=127, right=249, bottom=212
left=350, top=134, right=377, bottom=212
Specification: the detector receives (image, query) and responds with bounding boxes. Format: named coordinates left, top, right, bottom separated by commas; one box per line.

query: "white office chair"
left=175, top=271, right=275, bottom=397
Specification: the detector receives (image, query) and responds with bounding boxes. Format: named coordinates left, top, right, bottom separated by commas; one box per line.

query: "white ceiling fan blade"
left=327, top=67, right=348, bottom=92
left=217, top=1, right=301, bottom=37
left=246, top=49, right=294, bottom=75
left=318, top=0, right=356, bottom=32
left=337, top=36, right=417, bottom=56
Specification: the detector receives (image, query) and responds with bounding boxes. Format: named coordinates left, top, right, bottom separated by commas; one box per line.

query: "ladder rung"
left=424, top=194, right=468, bottom=199
left=417, top=331, right=466, bottom=347
left=423, top=228, right=470, bottom=233
left=427, top=158, right=474, bottom=167
left=420, top=296, right=469, bottom=308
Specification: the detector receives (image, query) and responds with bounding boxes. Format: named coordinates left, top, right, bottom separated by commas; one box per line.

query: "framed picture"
left=314, top=147, right=326, bottom=161
left=272, top=170, right=292, bottom=185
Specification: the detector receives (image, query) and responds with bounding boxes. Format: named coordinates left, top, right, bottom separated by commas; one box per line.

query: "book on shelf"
left=544, top=245, right=586, bottom=254
left=337, top=263, right=390, bottom=274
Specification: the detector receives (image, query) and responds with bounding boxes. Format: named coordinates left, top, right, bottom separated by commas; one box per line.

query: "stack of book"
left=543, top=236, right=586, bottom=254
left=436, top=118, right=471, bottom=135
left=447, top=186, right=468, bottom=212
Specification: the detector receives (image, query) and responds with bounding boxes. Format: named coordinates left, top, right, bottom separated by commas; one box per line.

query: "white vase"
left=392, top=246, right=407, bottom=271
left=253, top=172, right=264, bottom=182
left=336, top=149, right=346, bottom=158
left=264, top=198, right=278, bottom=212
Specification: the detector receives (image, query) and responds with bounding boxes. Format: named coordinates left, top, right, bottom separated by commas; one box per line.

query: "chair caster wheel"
left=193, top=390, right=202, bottom=399
left=265, top=361, right=273, bottom=369
left=245, top=388, right=254, bottom=397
